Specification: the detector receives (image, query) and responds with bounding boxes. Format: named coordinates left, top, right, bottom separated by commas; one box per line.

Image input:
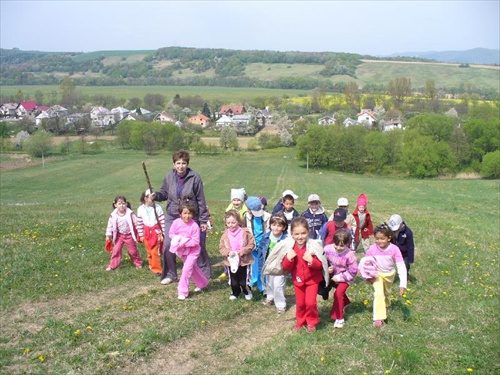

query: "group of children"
left=105, top=188, right=415, bottom=331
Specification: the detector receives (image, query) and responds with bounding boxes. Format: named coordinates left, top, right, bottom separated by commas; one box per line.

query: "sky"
left=1, top=0, right=499, bottom=56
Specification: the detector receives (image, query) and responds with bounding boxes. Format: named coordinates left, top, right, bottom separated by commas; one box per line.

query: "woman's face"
left=173, top=159, right=188, bottom=176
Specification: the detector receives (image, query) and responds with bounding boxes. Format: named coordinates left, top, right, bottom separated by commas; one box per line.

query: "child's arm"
left=105, top=215, right=113, bottom=240
left=239, top=230, right=256, bottom=256
left=333, top=253, right=358, bottom=283
left=219, top=232, right=231, bottom=257
left=182, top=222, right=200, bottom=248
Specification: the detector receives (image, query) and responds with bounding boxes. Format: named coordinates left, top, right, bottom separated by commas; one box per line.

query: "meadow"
left=0, top=146, right=499, bottom=374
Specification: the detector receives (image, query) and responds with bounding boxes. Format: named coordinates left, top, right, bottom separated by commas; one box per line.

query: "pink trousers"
left=109, top=233, right=143, bottom=269
left=178, top=251, right=209, bottom=297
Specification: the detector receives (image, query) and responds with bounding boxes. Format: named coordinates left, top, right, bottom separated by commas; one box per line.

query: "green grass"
left=0, top=147, right=499, bottom=374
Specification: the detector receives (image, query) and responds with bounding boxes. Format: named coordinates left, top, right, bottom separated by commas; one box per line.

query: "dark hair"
left=270, top=213, right=288, bottom=234
left=374, top=223, right=393, bottom=239
left=113, top=195, right=131, bottom=209
left=173, top=149, right=190, bottom=164
left=179, top=201, right=198, bottom=216
left=290, top=217, right=309, bottom=234
left=333, top=228, right=351, bottom=246
left=282, top=194, right=295, bottom=204
left=224, top=209, right=242, bottom=227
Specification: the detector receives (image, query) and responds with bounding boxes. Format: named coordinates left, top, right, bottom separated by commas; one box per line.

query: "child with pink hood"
left=352, top=193, right=374, bottom=253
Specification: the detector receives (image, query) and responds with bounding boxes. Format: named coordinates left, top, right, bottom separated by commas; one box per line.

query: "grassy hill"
left=0, top=147, right=498, bottom=374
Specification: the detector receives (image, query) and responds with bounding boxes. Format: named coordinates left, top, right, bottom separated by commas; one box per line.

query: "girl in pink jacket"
left=169, top=203, right=209, bottom=300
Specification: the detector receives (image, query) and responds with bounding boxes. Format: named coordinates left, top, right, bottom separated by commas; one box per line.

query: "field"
left=0, top=147, right=499, bottom=374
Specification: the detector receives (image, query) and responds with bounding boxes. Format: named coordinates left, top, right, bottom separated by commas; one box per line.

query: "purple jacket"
left=154, top=168, right=208, bottom=225
left=324, top=245, right=358, bottom=284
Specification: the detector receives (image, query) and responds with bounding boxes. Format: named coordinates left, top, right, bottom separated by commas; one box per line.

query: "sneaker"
left=160, top=277, right=173, bottom=285
left=194, top=287, right=202, bottom=292
left=244, top=292, right=253, bottom=301
left=229, top=295, right=237, bottom=300
left=276, top=307, right=286, bottom=314
left=294, top=325, right=303, bottom=331
left=306, top=325, right=316, bottom=333
left=262, top=299, right=274, bottom=306
left=106, top=266, right=112, bottom=271
left=178, top=295, right=186, bottom=300
left=373, top=320, right=385, bottom=327
left=334, top=319, right=345, bottom=329
left=136, top=265, right=143, bottom=269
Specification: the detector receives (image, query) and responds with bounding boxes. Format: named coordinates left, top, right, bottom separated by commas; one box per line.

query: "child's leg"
left=265, top=275, right=274, bottom=301
left=123, top=234, right=142, bottom=267
left=229, top=269, right=241, bottom=297
left=191, top=258, right=209, bottom=290
left=249, top=250, right=263, bottom=292
left=273, top=275, right=287, bottom=310
left=372, top=271, right=395, bottom=321
left=238, top=265, right=250, bottom=296
left=330, top=282, right=350, bottom=320
left=149, top=242, right=162, bottom=274
left=294, top=284, right=307, bottom=328
left=178, top=253, right=195, bottom=297
left=304, top=282, right=320, bottom=328
left=109, top=234, right=125, bottom=269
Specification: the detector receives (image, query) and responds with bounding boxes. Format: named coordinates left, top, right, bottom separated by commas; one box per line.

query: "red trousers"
left=330, top=282, right=350, bottom=320
left=294, top=282, right=320, bottom=328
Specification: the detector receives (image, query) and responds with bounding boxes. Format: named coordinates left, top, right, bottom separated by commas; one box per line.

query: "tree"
left=34, top=90, right=45, bottom=105
left=481, top=150, right=500, bottom=178
left=424, top=79, right=437, bottom=100
left=219, top=127, right=238, bottom=150
left=405, top=113, right=455, bottom=142
left=388, top=77, right=412, bottom=106
left=59, top=75, right=78, bottom=108
left=201, top=102, right=211, bottom=118
left=24, top=130, right=53, bottom=158
left=127, top=97, right=142, bottom=109
left=143, top=93, right=165, bottom=111
left=344, top=82, right=361, bottom=111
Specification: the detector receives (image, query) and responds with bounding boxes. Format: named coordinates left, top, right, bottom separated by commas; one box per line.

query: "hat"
left=145, top=188, right=153, bottom=196
left=357, top=193, right=368, bottom=207
left=282, top=189, right=298, bottom=199
left=337, top=197, right=348, bottom=206
left=333, top=208, right=347, bottom=222
left=308, top=194, right=321, bottom=203
left=246, top=196, right=264, bottom=217
left=259, top=196, right=268, bottom=207
left=231, top=188, right=245, bottom=201
left=389, top=214, right=403, bottom=231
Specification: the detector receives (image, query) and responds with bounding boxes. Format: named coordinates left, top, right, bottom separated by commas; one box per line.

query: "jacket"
left=262, top=237, right=330, bottom=284
left=324, top=245, right=358, bottom=284
left=352, top=209, right=374, bottom=242
left=155, top=168, right=208, bottom=225
left=392, top=223, right=415, bottom=263
left=301, top=207, right=328, bottom=239
left=106, top=207, right=138, bottom=243
left=219, top=228, right=256, bottom=267
left=257, top=231, right=288, bottom=274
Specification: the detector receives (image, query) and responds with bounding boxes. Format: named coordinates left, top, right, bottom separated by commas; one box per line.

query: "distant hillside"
left=387, top=48, right=499, bottom=65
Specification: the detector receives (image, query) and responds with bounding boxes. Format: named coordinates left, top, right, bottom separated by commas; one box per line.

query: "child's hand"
left=399, top=287, right=406, bottom=296
left=229, top=251, right=235, bottom=257
left=286, top=249, right=296, bottom=260
left=365, top=278, right=375, bottom=285
left=328, top=266, right=334, bottom=274
left=139, top=237, right=144, bottom=243
left=302, top=251, right=313, bottom=264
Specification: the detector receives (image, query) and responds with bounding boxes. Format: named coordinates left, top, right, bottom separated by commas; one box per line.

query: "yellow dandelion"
left=74, top=329, right=81, bottom=335
left=363, top=299, right=369, bottom=306
left=39, top=355, right=45, bottom=362
left=385, top=370, right=391, bottom=374
left=54, top=274, right=58, bottom=278
left=467, top=368, right=473, bottom=373
left=86, top=326, right=92, bottom=330
left=201, top=320, right=206, bottom=324
left=24, top=348, right=31, bottom=354
left=320, top=356, right=325, bottom=362
left=125, top=339, right=131, bottom=344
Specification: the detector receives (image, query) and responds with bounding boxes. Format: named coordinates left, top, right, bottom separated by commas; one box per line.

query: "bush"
left=481, top=150, right=500, bottom=178
left=24, top=130, right=53, bottom=158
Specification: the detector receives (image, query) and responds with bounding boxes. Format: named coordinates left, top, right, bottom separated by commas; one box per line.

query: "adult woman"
left=154, top=150, right=211, bottom=284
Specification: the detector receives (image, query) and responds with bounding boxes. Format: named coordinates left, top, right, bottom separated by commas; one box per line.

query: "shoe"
left=160, top=277, right=173, bottom=285
left=178, top=295, right=186, bottom=300
left=106, top=266, right=112, bottom=271
left=294, top=325, right=303, bottom=331
left=334, top=319, right=345, bottom=328
left=262, top=299, right=274, bottom=306
left=373, top=320, right=385, bottom=327
left=194, top=287, right=202, bottom=292
left=136, top=265, right=143, bottom=269
left=229, top=295, right=237, bottom=300
left=244, top=292, right=253, bottom=301
left=217, top=272, right=228, bottom=280
left=276, top=307, right=286, bottom=314
left=306, top=325, right=316, bottom=333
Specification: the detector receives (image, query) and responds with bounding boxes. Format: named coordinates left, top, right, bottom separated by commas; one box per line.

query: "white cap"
left=231, top=188, right=245, bottom=201
left=282, top=189, right=298, bottom=199
left=337, top=197, right=348, bottom=206
left=389, top=214, right=403, bottom=231
left=308, top=194, right=321, bottom=203
left=145, top=188, right=153, bottom=196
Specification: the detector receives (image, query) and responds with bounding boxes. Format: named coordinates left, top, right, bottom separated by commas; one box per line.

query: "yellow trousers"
left=372, top=270, right=396, bottom=321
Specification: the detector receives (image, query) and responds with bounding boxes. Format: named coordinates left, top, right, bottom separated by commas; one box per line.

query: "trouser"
left=178, top=251, right=209, bottom=297
left=109, top=233, right=142, bottom=269
left=249, top=250, right=264, bottom=292
left=372, top=270, right=396, bottom=321
left=143, top=232, right=162, bottom=274
left=330, top=282, right=350, bottom=320
left=229, top=265, right=251, bottom=297
left=294, top=282, right=320, bottom=328
left=265, top=275, right=287, bottom=309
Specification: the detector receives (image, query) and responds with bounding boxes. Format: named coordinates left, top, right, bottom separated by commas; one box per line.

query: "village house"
left=154, top=112, right=177, bottom=123
left=357, top=109, right=377, bottom=127
left=186, top=114, right=210, bottom=128
left=111, top=106, right=130, bottom=122
left=255, top=108, right=272, bottom=126
left=35, top=105, right=69, bottom=127
left=16, top=101, right=38, bottom=118
left=0, top=103, right=19, bottom=117
left=343, top=117, right=358, bottom=127
left=380, top=119, right=403, bottom=131
left=217, top=105, right=246, bottom=118
left=90, top=106, right=115, bottom=128
left=215, top=115, right=233, bottom=128
left=318, top=115, right=336, bottom=125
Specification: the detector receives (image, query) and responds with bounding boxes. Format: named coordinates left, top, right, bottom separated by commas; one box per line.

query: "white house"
left=154, top=112, right=177, bottom=123
left=111, top=106, right=130, bottom=122
left=380, top=120, right=403, bottom=131
left=318, top=115, right=336, bottom=125
left=343, top=118, right=358, bottom=127
left=0, top=103, right=19, bottom=117
left=216, top=115, right=233, bottom=127
left=90, top=106, right=114, bottom=128
left=357, top=109, right=377, bottom=127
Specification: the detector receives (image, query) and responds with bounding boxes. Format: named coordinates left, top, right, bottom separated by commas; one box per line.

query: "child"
left=359, top=223, right=407, bottom=327
left=105, top=195, right=143, bottom=271
left=259, top=213, right=288, bottom=313
left=331, top=197, right=357, bottom=248
left=352, top=193, right=374, bottom=253
left=245, top=196, right=271, bottom=293
left=281, top=217, right=329, bottom=333
left=168, top=203, right=209, bottom=300
left=271, top=189, right=299, bottom=214
left=219, top=210, right=256, bottom=300
left=275, top=194, right=300, bottom=234
left=388, top=214, right=415, bottom=280
left=259, top=196, right=268, bottom=211
left=301, top=194, right=328, bottom=240
left=324, top=229, right=358, bottom=328
left=137, top=189, right=165, bottom=276
left=323, top=208, right=349, bottom=245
